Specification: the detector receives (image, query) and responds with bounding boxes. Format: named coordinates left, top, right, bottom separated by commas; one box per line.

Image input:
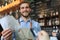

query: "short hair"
left=19, top=1, right=31, bottom=9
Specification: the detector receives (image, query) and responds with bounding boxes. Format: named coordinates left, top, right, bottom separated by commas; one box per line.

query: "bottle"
left=55, top=18, right=59, bottom=25
left=49, top=20, right=51, bottom=26
left=56, top=11, right=58, bottom=15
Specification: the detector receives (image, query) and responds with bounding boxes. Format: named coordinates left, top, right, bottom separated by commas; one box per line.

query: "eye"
left=21, top=7, right=24, bottom=9
left=26, top=7, right=29, bottom=8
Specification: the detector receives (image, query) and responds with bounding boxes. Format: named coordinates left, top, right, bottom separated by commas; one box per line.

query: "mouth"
left=23, top=11, right=29, bottom=13
left=23, top=12, right=28, bottom=14
left=23, top=12, right=29, bottom=14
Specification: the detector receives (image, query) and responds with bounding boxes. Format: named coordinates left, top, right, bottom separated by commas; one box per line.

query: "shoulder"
left=32, top=20, right=39, bottom=24
left=32, top=20, right=41, bottom=31
left=32, top=20, right=39, bottom=26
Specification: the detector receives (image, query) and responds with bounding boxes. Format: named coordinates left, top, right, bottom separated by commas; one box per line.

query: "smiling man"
left=2, top=1, right=41, bottom=40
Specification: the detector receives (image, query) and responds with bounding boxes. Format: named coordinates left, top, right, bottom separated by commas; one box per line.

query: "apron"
left=14, top=19, right=34, bottom=40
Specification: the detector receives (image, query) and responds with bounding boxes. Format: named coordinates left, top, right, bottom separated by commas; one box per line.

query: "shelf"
left=41, top=26, right=46, bottom=27
left=46, top=25, right=60, bottom=27
left=38, top=17, right=45, bottom=20
left=40, top=25, right=60, bottom=27
left=45, top=15, right=59, bottom=19
left=38, top=15, right=59, bottom=20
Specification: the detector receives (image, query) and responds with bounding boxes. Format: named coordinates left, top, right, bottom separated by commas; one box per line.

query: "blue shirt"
left=18, top=17, right=41, bottom=37
left=13, top=17, right=41, bottom=40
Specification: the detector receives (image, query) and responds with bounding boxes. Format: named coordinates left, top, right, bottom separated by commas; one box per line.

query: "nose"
left=23, top=7, right=27, bottom=11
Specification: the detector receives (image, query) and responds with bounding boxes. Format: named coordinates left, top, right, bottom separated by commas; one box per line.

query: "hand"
left=37, top=30, right=50, bottom=40
left=2, top=29, right=12, bottom=40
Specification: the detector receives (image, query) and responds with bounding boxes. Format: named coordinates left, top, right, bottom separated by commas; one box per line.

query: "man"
left=2, top=1, right=41, bottom=40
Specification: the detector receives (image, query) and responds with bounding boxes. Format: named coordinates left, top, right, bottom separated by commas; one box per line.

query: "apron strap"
left=18, top=18, right=32, bottom=29
left=18, top=19, right=36, bottom=36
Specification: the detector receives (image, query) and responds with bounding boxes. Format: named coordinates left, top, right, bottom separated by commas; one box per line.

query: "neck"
left=21, top=16, right=30, bottom=22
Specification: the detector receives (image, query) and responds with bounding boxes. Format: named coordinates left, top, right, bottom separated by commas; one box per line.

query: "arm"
left=32, top=22, right=41, bottom=37
left=36, top=23, right=41, bottom=36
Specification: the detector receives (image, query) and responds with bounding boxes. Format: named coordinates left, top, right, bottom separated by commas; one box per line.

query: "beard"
left=21, top=12, right=30, bottom=18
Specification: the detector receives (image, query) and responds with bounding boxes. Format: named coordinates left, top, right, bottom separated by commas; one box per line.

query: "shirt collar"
left=19, top=17, right=31, bottom=22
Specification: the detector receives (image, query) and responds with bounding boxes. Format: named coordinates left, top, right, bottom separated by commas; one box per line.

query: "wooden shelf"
left=40, top=24, right=60, bottom=27
left=45, top=15, right=58, bottom=19
left=45, top=15, right=59, bottom=19
left=46, top=25, right=60, bottom=27
left=38, top=15, right=59, bottom=20
left=38, top=17, right=45, bottom=20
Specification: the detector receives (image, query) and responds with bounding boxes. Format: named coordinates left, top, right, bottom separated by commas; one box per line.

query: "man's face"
left=19, top=3, right=31, bottom=17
